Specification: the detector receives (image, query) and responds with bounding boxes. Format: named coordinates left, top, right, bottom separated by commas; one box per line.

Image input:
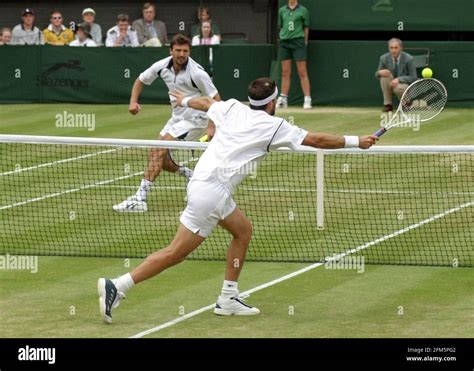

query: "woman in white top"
left=191, top=21, right=220, bottom=46
left=70, top=23, right=97, bottom=47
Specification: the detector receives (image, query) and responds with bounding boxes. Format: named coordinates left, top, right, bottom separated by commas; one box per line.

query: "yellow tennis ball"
left=422, top=68, right=433, bottom=78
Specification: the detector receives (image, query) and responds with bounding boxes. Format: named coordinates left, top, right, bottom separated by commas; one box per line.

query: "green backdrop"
left=0, top=43, right=473, bottom=107
left=278, top=0, right=474, bottom=31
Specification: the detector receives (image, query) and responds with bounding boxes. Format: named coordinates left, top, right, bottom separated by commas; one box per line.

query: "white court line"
left=129, top=200, right=473, bottom=338
left=0, top=172, right=143, bottom=211
left=0, top=148, right=119, bottom=177
left=99, top=184, right=473, bottom=196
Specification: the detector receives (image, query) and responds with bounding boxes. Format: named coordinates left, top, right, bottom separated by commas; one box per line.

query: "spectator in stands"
left=190, top=6, right=220, bottom=40
left=43, top=10, right=75, bottom=45
left=11, top=8, right=44, bottom=45
left=70, top=23, right=97, bottom=47
left=81, top=8, right=102, bottom=46
left=106, top=14, right=139, bottom=47
left=0, top=27, right=12, bottom=45
left=191, top=21, right=220, bottom=46
left=276, top=0, right=312, bottom=110
left=132, top=2, right=168, bottom=46
left=376, top=38, right=417, bottom=112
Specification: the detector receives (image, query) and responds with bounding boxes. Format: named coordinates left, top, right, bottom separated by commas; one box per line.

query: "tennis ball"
left=422, top=68, right=433, bottom=78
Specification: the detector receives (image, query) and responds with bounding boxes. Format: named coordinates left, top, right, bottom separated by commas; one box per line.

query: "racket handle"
left=373, top=127, right=387, bottom=138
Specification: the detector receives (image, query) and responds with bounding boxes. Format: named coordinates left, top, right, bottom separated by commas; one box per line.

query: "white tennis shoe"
left=97, top=278, right=126, bottom=324
left=276, top=96, right=288, bottom=109
left=303, top=96, right=312, bottom=109
left=113, top=196, right=148, bottom=213
left=214, top=295, right=261, bottom=316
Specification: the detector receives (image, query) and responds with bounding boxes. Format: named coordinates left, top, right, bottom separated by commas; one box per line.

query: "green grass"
left=0, top=104, right=472, bottom=337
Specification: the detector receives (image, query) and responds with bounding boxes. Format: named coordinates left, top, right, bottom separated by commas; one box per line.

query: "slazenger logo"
left=372, top=0, right=394, bottom=12
left=18, top=345, right=56, bottom=364
left=36, top=59, right=89, bottom=89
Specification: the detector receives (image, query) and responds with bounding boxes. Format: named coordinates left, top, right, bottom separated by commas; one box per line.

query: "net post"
left=316, top=149, right=324, bottom=230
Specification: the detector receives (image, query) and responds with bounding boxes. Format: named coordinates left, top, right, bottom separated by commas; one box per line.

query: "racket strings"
left=400, top=79, right=447, bottom=122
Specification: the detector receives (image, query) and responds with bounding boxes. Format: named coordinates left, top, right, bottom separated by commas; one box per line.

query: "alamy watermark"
left=55, top=110, right=95, bottom=131
left=325, top=254, right=365, bottom=273
left=380, top=112, right=421, bottom=131
left=0, top=254, right=38, bottom=273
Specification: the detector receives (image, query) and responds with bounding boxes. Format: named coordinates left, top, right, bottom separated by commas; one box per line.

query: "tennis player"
left=98, top=77, right=377, bottom=323
left=113, top=33, right=220, bottom=213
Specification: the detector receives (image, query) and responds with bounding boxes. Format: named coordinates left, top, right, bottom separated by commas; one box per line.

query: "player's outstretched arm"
left=302, top=132, right=378, bottom=150
left=129, top=78, right=144, bottom=115
left=170, top=91, right=216, bottom=112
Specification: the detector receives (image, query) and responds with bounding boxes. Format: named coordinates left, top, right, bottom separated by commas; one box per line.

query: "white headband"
left=248, top=86, right=279, bottom=106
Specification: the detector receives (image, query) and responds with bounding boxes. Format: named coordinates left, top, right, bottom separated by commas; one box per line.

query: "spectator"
left=70, top=23, right=97, bottom=47
left=132, top=2, right=168, bottom=46
left=43, top=10, right=75, bottom=45
left=276, top=0, right=311, bottom=110
left=376, top=38, right=417, bottom=112
left=0, top=27, right=12, bottom=45
left=106, top=14, right=139, bottom=47
left=191, top=21, right=220, bottom=46
left=11, top=8, right=44, bottom=45
left=81, top=8, right=102, bottom=46
left=190, top=6, right=220, bottom=40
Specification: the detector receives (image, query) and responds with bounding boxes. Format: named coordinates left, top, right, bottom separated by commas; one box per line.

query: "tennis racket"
left=374, top=78, right=448, bottom=138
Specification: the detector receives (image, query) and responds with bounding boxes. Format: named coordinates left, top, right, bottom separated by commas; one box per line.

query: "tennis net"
left=0, top=135, right=472, bottom=266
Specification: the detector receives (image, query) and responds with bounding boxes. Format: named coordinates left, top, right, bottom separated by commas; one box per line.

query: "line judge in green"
left=276, top=0, right=312, bottom=109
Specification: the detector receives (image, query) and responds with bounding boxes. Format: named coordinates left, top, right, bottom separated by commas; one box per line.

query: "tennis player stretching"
left=98, top=78, right=377, bottom=322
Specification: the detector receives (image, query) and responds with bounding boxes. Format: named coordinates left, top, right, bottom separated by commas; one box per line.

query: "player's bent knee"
left=163, top=246, right=187, bottom=265
left=239, top=220, right=253, bottom=244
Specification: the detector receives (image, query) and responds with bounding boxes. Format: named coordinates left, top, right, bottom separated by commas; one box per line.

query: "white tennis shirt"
left=139, top=56, right=218, bottom=122
left=193, top=99, right=308, bottom=192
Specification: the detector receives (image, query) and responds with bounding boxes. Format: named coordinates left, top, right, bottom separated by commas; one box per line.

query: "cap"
left=22, top=8, right=34, bottom=16
left=82, top=8, right=96, bottom=16
left=77, top=22, right=91, bottom=36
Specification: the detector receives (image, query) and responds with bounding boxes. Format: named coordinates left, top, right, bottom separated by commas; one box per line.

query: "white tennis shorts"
left=180, top=178, right=237, bottom=237
left=160, top=117, right=208, bottom=141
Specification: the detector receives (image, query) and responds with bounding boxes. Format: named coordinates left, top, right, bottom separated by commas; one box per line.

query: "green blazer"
left=375, top=51, right=418, bottom=84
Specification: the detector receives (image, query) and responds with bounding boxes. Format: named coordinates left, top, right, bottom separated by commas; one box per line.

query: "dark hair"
left=170, top=33, right=191, bottom=49
left=116, top=14, right=129, bottom=23
left=198, top=6, right=210, bottom=16
left=199, top=21, right=214, bottom=41
left=50, top=10, right=62, bottom=17
left=248, top=78, right=277, bottom=110
left=143, top=2, right=156, bottom=10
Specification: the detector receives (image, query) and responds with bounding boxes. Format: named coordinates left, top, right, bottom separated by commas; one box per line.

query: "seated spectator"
left=70, top=23, right=97, bottom=47
left=0, top=27, right=12, bottom=45
left=81, top=8, right=102, bottom=46
left=191, top=21, right=220, bottom=46
left=11, top=8, right=44, bottom=45
left=106, top=14, right=139, bottom=47
left=190, top=6, right=220, bottom=40
left=43, top=10, right=75, bottom=45
left=132, top=2, right=168, bottom=46
left=375, top=38, right=417, bottom=112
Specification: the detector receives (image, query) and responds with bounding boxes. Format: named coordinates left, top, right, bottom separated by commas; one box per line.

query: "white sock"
left=221, top=280, right=239, bottom=299
left=304, top=96, right=312, bottom=101
left=135, top=179, right=152, bottom=201
left=177, top=166, right=193, bottom=181
left=113, top=273, right=135, bottom=294
left=280, top=94, right=288, bottom=100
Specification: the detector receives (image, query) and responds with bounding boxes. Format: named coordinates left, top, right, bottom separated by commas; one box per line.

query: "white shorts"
left=180, top=179, right=237, bottom=238
left=160, top=117, right=208, bottom=141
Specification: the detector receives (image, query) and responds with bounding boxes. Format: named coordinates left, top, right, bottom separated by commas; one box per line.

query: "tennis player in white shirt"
left=98, top=77, right=377, bottom=323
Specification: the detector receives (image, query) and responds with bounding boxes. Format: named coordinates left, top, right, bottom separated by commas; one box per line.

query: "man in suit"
left=132, top=2, right=168, bottom=46
left=376, top=38, right=417, bottom=112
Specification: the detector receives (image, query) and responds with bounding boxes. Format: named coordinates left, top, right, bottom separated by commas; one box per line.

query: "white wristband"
left=181, top=97, right=191, bottom=107
left=344, top=135, right=359, bottom=148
